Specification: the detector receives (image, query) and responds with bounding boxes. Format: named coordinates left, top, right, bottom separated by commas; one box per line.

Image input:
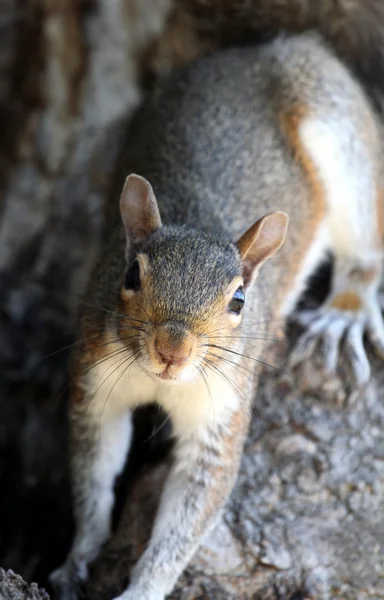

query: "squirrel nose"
left=155, top=342, right=190, bottom=366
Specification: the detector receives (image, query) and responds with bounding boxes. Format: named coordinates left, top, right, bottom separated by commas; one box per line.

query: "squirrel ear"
left=120, top=174, right=162, bottom=245
left=236, top=211, right=289, bottom=287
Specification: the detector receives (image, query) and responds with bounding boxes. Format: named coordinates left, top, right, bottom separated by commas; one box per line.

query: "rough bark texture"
left=0, top=570, right=49, bottom=600
left=1, top=2, right=384, bottom=600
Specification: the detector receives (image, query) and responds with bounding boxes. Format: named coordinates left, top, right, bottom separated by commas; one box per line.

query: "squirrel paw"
left=289, top=298, right=384, bottom=386
left=111, top=577, right=167, bottom=600
left=49, top=561, right=88, bottom=600
left=112, top=590, right=159, bottom=600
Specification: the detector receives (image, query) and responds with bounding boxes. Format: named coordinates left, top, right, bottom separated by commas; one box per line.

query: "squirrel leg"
left=291, top=256, right=384, bottom=385
left=50, top=385, right=133, bottom=600
left=112, top=408, right=248, bottom=600
left=288, top=114, right=384, bottom=385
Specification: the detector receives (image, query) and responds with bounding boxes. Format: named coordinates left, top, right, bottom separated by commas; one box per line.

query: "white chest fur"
left=80, top=342, right=241, bottom=439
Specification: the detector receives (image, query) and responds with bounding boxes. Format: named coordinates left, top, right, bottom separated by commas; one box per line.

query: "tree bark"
left=0, top=570, right=49, bottom=600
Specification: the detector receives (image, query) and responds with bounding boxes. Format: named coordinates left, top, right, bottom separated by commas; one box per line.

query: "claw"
left=321, top=318, right=347, bottom=374
left=289, top=314, right=331, bottom=368
left=344, top=321, right=371, bottom=385
left=369, top=333, right=384, bottom=360
left=293, top=309, right=321, bottom=328
left=49, top=571, right=78, bottom=600
left=367, top=302, right=384, bottom=359
left=288, top=331, right=318, bottom=369
left=289, top=298, right=382, bottom=388
left=49, top=562, right=86, bottom=600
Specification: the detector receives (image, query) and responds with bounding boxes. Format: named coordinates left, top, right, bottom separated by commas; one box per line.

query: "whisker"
left=39, top=328, right=143, bottom=362
left=203, top=343, right=278, bottom=370
left=98, top=350, right=144, bottom=431
left=205, top=351, right=257, bottom=381
left=72, top=334, right=145, bottom=395
left=36, top=325, right=111, bottom=341
left=204, top=353, right=262, bottom=420
left=74, top=332, right=144, bottom=358
left=2, top=319, right=146, bottom=396
left=1, top=330, right=117, bottom=395
left=40, top=319, right=147, bottom=342
left=202, top=357, right=250, bottom=417
left=203, top=317, right=286, bottom=341
left=97, top=352, right=140, bottom=427
left=208, top=334, right=283, bottom=343
left=55, top=346, right=138, bottom=407
left=78, top=342, right=145, bottom=428
left=79, top=300, right=148, bottom=324
left=141, top=413, right=171, bottom=446
left=82, top=352, right=134, bottom=425
left=196, top=363, right=215, bottom=430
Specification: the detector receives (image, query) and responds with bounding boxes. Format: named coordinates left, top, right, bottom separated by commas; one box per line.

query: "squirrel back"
left=152, top=0, right=384, bottom=112
left=92, top=32, right=381, bottom=325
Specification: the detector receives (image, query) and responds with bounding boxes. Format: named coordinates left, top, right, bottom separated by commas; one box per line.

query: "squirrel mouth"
left=153, top=362, right=184, bottom=382
left=158, top=367, right=177, bottom=381
left=144, top=365, right=179, bottom=382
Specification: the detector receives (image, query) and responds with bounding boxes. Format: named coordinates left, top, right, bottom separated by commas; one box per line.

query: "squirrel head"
left=117, top=174, right=288, bottom=383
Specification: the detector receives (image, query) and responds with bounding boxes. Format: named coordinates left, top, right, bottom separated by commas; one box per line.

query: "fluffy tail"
left=149, top=0, right=384, bottom=110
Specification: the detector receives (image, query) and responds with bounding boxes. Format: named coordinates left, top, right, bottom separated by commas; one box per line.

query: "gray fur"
left=50, top=33, right=384, bottom=600
left=144, top=226, right=241, bottom=318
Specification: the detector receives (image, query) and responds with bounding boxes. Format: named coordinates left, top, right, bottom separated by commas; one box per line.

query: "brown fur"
left=330, top=291, right=363, bottom=312
left=195, top=406, right=249, bottom=538
left=277, top=108, right=326, bottom=313
left=376, top=187, right=384, bottom=242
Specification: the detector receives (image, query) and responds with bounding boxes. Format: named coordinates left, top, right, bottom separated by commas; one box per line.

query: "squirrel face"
left=117, top=174, right=289, bottom=383
left=120, top=227, right=244, bottom=382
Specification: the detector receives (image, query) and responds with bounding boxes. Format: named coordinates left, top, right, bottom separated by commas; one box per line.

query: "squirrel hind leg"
left=286, top=109, right=384, bottom=388
left=289, top=256, right=384, bottom=388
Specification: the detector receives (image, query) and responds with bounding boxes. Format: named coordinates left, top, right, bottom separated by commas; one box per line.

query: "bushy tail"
left=151, top=0, right=384, bottom=110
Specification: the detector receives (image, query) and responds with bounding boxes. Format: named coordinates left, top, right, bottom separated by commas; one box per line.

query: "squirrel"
left=49, top=32, right=384, bottom=600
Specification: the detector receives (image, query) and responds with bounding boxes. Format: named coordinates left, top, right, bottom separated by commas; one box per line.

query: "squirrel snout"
left=152, top=323, right=194, bottom=369
left=154, top=341, right=191, bottom=366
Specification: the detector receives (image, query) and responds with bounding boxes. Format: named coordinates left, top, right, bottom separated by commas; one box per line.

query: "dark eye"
left=228, top=287, right=245, bottom=314
left=124, top=260, right=140, bottom=291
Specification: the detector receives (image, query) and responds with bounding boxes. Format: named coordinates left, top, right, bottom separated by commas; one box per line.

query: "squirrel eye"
left=124, top=259, right=140, bottom=291
left=228, top=287, right=245, bottom=314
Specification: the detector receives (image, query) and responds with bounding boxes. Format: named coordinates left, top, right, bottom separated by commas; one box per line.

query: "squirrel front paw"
left=288, top=291, right=384, bottom=387
left=112, top=590, right=162, bottom=600
left=49, top=560, right=88, bottom=600
left=111, top=573, right=169, bottom=600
